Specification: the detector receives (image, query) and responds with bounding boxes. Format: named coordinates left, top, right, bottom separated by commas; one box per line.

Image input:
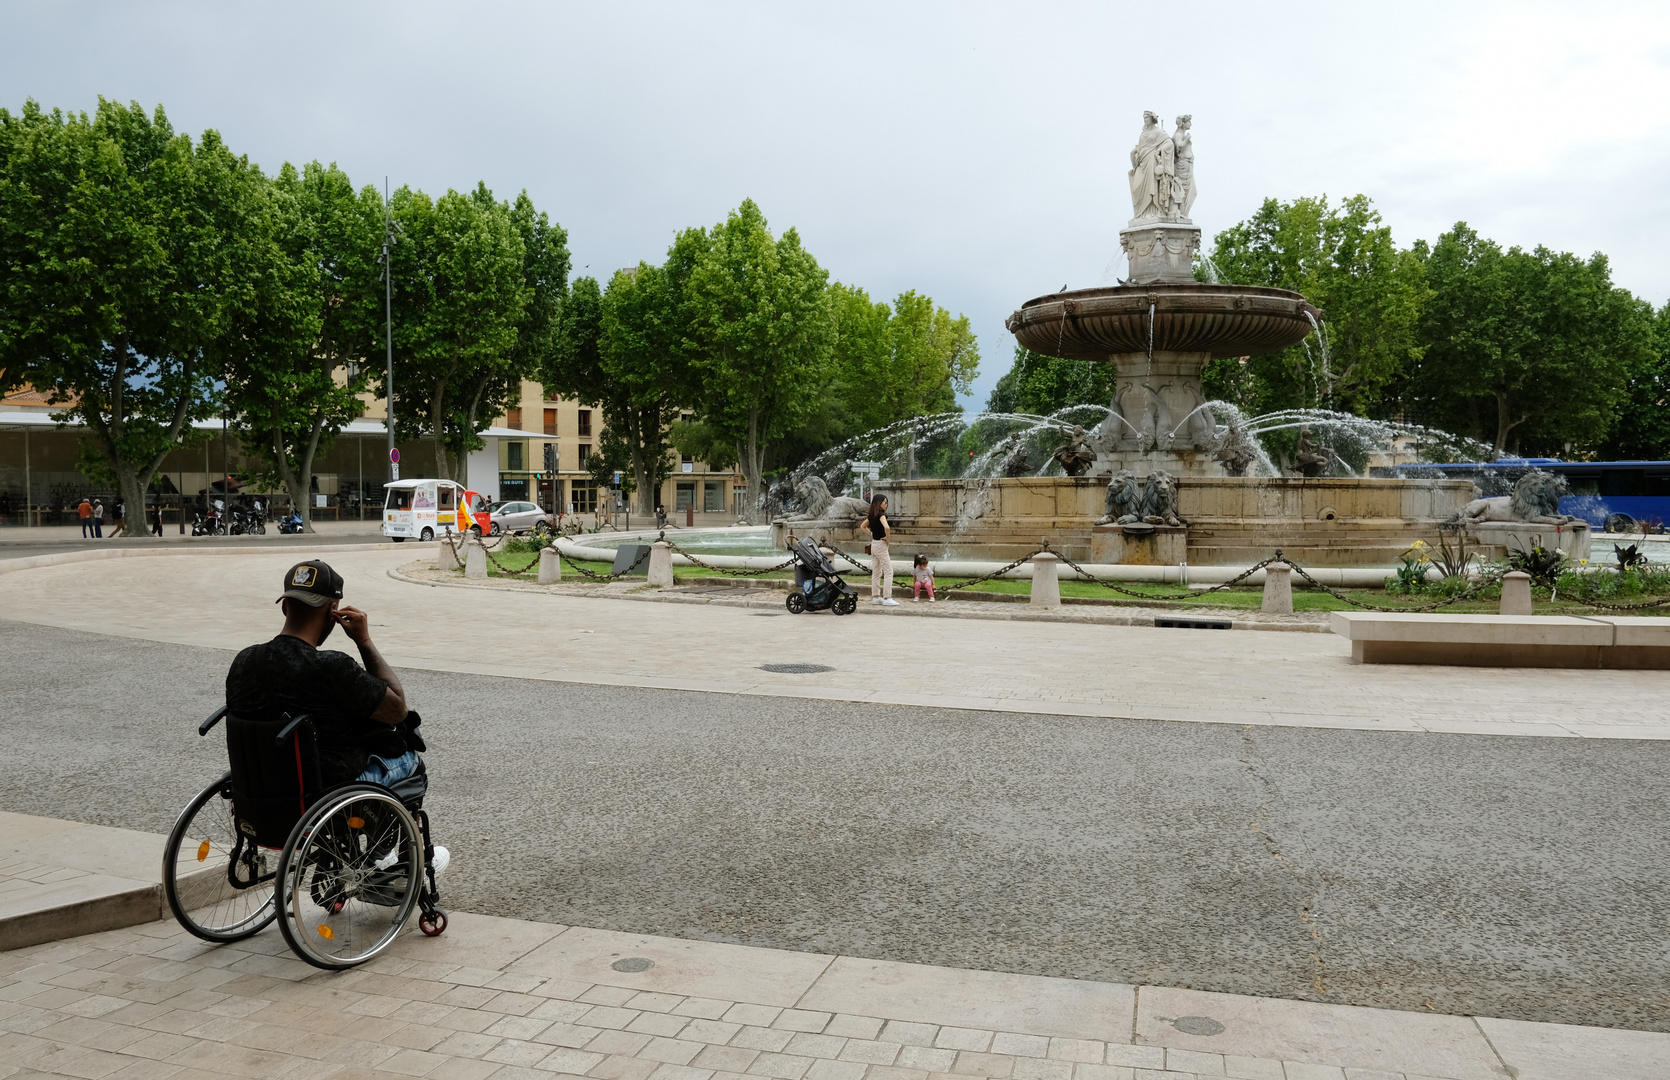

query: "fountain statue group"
left=1128, top=111, right=1196, bottom=225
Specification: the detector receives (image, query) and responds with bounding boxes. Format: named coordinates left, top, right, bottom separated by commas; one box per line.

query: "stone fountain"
left=871, top=112, right=1482, bottom=566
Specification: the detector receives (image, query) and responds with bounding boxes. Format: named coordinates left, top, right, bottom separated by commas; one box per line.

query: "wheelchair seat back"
left=225, top=713, right=321, bottom=848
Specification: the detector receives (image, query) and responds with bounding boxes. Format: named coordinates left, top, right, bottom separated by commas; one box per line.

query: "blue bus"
left=1372, top=459, right=1670, bottom=533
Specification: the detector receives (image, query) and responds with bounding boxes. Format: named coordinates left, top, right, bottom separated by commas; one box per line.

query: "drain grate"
left=611, top=957, right=654, bottom=972
left=1154, top=617, right=1232, bottom=630
left=759, top=663, right=835, bottom=674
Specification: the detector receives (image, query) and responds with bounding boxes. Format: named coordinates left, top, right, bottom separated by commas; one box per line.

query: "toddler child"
left=912, top=553, right=935, bottom=602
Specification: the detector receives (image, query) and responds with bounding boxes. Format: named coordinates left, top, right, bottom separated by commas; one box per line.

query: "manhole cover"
left=759, top=663, right=835, bottom=674
left=611, top=957, right=654, bottom=972
left=1171, top=1016, right=1224, bottom=1036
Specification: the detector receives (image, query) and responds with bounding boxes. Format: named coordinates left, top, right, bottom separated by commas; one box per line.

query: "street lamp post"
left=382, top=178, right=400, bottom=485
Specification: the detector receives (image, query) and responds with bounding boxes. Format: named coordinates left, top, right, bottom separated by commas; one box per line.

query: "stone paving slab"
left=3, top=910, right=1666, bottom=1080
left=2, top=547, right=1666, bottom=739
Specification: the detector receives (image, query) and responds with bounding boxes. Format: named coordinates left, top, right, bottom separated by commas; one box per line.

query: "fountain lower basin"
left=870, top=475, right=1480, bottom=567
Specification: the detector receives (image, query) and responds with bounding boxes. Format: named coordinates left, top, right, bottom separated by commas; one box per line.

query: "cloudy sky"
left=5, top=1, right=1669, bottom=408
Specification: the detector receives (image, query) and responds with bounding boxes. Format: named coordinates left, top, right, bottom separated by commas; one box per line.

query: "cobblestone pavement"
left=3, top=619, right=1668, bottom=1031
left=6, top=913, right=1667, bottom=1080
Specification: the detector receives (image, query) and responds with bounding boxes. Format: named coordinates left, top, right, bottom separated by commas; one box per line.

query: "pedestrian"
left=0, top=491, right=11, bottom=525
left=78, top=497, right=94, bottom=538
left=911, top=553, right=936, bottom=603
left=110, top=500, right=127, bottom=538
left=92, top=499, right=104, bottom=538
left=865, top=494, right=899, bottom=606
left=151, top=506, right=164, bottom=536
left=655, top=503, right=667, bottom=529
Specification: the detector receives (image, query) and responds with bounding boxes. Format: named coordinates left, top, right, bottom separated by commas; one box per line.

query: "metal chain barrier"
left=663, top=535, right=796, bottom=577
left=555, top=544, right=650, bottom=582
left=1283, top=558, right=1502, bottom=612
left=1574, top=594, right=1670, bottom=612
left=1054, top=548, right=1281, bottom=602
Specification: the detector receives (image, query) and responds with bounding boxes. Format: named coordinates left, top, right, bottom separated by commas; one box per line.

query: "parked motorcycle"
left=192, top=511, right=226, bottom=536
left=276, top=511, right=305, bottom=534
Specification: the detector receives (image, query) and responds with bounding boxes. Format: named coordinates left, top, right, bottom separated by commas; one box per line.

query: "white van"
left=382, top=479, right=491, bottom=542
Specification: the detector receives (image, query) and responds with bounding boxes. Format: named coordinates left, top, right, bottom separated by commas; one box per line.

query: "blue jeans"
left=357, top=750, right=422, bottom=786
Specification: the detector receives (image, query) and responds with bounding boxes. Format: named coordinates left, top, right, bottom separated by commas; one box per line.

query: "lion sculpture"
left=1140, top=470, right=1187, bottom=527
left=1095, top=469, right=1186, bottom=527
left=1458, top=470, right=1581, bottom=525
left=1095, top=470, right=1143, bottom=525
left=788, top=475, right=874, bottom=524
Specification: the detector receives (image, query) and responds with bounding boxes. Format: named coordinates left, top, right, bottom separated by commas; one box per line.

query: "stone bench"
left=1330, top=612, right=1670, bottom=669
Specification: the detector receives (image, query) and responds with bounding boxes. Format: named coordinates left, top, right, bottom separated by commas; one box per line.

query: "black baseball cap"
left=277, top=559, right=344, bottom=607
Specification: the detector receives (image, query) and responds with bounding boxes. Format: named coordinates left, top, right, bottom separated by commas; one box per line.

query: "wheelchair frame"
left=162, top=705, right=447, bottom=970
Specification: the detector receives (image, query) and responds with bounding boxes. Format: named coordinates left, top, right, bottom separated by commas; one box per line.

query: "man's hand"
left=332, top=605, right=374, bottom=648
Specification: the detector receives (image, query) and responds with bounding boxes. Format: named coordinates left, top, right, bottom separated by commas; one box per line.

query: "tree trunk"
left=83, top=337, right=193, bottom=541
left=430, top=391, right=451, bottom=480
left=736, top=407, right=763, bottom=525
left=634, top=406, right=659, bottom=516
left=1493, top=392, right=1530, bottom=458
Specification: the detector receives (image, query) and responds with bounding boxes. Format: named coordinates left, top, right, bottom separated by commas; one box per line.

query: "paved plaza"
left=2, top=544, right=1668, bottom=1078
left=1, top=545, right=1666, bottom=739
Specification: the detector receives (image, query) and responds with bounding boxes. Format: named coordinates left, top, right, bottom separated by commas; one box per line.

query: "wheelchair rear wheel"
left=276, top=785, right=424, bottom=969
left=162, top=772, right=278, bottom=942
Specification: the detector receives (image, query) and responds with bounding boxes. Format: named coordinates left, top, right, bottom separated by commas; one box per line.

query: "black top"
left=225, top=634, right=401, bottom=784
left=868, top=514, right=888, bottom=541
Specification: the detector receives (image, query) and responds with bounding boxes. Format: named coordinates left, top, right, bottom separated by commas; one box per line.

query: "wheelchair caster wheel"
left=419, top=911, right=447, bottom=936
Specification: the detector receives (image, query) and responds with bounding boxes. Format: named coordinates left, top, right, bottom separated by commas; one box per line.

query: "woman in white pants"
left=865, top=494, right=899, bottom=606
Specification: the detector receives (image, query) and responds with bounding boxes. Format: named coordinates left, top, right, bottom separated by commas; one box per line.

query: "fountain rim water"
left=1007, top=282, right=1323, bottom=362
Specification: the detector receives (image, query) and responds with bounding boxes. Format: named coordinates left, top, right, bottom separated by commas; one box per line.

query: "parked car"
left=487, top=500, right=551, bottom=536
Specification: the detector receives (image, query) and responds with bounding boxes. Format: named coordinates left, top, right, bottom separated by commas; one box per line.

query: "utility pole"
left=382, top=178, right=398, bottom=484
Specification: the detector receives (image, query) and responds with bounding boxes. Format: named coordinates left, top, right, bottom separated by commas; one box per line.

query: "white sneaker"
left=880, top=598, right=900, bottom=606
left=928, top=597, right=935, bottom=602
left=430, top=846, right=450, bottom=878
left=912, top=597, right=919, bottom=603
left=872, top=597, right=884, bottom=604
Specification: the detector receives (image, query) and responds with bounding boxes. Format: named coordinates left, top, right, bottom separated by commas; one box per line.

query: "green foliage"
left=1401, top=224, right=1656, bottom=456
left=1209, top=194, right=1428, bottom=417
left=1599, top=301, right=1670, bottom=460
left=385, top=182, right=536, bottom=480
left=829, top=285, right=979, bottom=431
left=681, top=200, right=834, bottom=521
left=1507, top=543, right=1566, bottom=589
left=985, top=345, right=1113, bottom=415
left=0, top=98, right=263, bottom=522
left=224, top=161, right=380, bottom=531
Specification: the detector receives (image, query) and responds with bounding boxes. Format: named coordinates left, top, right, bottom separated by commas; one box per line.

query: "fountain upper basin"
left=1006, top=283, right=1321, bottom=362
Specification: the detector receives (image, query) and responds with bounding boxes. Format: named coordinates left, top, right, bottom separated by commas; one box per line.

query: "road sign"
left=389, top=448, right=400, bottom=464
left=850, top=460, right=882, bottom=480
left=390, top=463, right=399, bottom=480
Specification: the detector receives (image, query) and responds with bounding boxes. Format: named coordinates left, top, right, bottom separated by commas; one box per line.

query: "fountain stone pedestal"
left=1468, top=521, right=1591, bottom=563
left=1090, top=523, right=1187, bottom=565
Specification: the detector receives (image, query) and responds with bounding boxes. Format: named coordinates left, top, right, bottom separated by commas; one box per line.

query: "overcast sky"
left=5, top=1, right=1669, bottom=409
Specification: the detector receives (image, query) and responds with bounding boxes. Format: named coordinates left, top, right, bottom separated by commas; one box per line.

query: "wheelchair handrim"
left=276, top=786, right=423, bottom=968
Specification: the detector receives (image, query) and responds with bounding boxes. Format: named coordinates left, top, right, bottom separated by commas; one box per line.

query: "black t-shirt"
left=225, top=633, right=400, bottom=784
left=868, top=514, right=888, bottom=541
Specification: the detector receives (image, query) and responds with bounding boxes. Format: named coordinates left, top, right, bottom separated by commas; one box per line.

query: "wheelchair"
left=161, top=706, right=447, bottom=969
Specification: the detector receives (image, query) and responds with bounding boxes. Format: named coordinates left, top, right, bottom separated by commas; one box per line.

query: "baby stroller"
left=785, top=536, right=859, bottom=615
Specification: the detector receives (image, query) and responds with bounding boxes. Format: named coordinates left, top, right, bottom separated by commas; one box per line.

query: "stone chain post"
left=647, top=541, right=674, bottom=587
left=1260, top=561, right=1293, bottom=614
left=1499, top=570, right=1532, bottom=615
left=464, top=538, right=487, bottom=580
left=1030, top=550, right=1061, bottom=608
left=538, top=546, right=561, bottom=584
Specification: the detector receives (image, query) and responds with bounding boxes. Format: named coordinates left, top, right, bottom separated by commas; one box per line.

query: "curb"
left=0, top=883, right=165, bottom=953
left=384, top=565, right=1328, bottom=632
left=0, top=540, right=426, bottom=575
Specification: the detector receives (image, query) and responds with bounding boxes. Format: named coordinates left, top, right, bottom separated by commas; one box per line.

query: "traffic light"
left=543, top=443, right=556, bottom=471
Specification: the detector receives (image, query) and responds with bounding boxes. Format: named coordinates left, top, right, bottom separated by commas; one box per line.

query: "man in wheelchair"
left=225, top=559, right=449, bottom=877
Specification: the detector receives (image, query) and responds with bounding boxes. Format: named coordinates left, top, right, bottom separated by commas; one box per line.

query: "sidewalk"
left=3, top=810, right=1665, bottom=1080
